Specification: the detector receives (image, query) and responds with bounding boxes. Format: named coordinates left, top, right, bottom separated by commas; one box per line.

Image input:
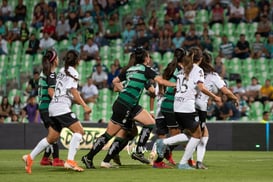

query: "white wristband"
left=150, top=110, right=154, bottom=114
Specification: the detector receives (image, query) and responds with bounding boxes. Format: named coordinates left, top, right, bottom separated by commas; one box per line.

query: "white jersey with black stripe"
left=174, top=64, right=204, bottom=113
left=49, top=66, right=79, bottom=116
left=195, top=72, right=226, bottom=111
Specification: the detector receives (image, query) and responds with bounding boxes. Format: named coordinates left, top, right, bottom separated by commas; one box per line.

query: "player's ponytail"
left=63, top=50, right=80, bottom=81
left=188, top=46, right=202, bottom=64
left=163, top=48, right=186, bottom=80
left=199, top=51, right=215, bottom=73
left=182, top=55, right=194, bottom=80
left=42, top=49, right=57, bottom=76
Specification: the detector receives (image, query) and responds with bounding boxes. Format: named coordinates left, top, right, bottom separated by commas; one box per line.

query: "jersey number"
left=176, top=77, right=188, bottom=93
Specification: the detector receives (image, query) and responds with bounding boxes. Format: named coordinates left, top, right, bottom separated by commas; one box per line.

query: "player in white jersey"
left=156, top=47, right=221, bottom=170
left=195, top=51, right=238, bottom=169
left=22, top=50, right=91, bottom=174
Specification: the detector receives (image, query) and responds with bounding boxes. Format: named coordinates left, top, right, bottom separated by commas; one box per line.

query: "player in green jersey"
left=82, top=47, right=176, bottom=169
left=38, top=49, right=64, bottom=167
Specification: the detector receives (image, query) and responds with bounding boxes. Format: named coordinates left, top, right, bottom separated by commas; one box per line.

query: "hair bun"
left=134, top=46, right=144, bottom=54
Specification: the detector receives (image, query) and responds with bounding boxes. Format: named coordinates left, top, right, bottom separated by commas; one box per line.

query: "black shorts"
left=40, top=110, right=52, bottom=129
left=156, top=112, right=179, bottom=135
left=196, top=109, right=207, bottom=130
left=111, top=101, right=143, bottom=127
left=175, top=112, right=200, bottom=132
left=162, top=111, right=179, bottom=128
left=50, top=112, right=79, bottom=132
left=155, top=117, right=168, bottom=135
left=123, top=118, right=135, bottom=131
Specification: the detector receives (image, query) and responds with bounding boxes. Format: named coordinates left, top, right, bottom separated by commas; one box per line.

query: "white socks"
left=179, top=137, right=200, bottom=164
left=30, top=138, right=50, bottom=160
left=163, top=133, right=189, bottom=146
left=67, top=133, right=82, bottom=161
left=197, top=136, right=209, bottom=162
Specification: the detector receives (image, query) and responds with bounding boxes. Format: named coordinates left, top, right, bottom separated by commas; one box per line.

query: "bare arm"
left=197, top=82, right=221, bottom=103
left=221, top=87, right=239, bottom=106
left=71, top=88, right=91, bottom=114
left=112, top=77, right=123, bottom=92
left=154, top=76, right=176, bottom=87
left=48, top=88, right=54, bottom=98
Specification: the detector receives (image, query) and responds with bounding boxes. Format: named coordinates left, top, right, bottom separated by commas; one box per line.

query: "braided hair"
left=42, top=49, right=57, bottom=76
left=63, top=50, right=80, bottom=81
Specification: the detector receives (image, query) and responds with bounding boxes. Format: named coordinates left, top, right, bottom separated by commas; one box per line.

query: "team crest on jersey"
left=195, top=116, right=199, bottom=122
left=71, top=113, right=76, bottom=119
left=50, top=73, right=55, bottom=78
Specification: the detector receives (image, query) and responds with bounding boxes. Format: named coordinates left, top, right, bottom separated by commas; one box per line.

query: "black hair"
left=263, top=111, right=269, bottom=116
left=199, top=51, right=215, bottom=73
left=63, top=50, right=80, bottom=81
left=42, top=49, right=57, bottom=77
left=12, top=95, right=21, bottom=107
left=134, top=47, right=149, bottom=65
left=163, top=48, right=186, bottom=80
left=1, top=96, right=10, bottom=109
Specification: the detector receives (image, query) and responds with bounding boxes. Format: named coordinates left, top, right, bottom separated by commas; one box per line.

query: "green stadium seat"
left=118, top=4, right=132, bottom=16
left=242, top=58, right=255, bottom=72
left=151, top=51, right=162, bottom=63
left=248, top=101, right=263, bottom=121
left=58, top=40, right=69, bottom=52
left=72, top=104, right=84, bottom=121
left=223, top=23, right=236, bottom=37
left=227, top=58, right=242, bottom=74
left=99, top=46, right=111, bottom=59
left=33, top=54, right=43, bottom=67
left=162, top=52, right=174, bottom=67
left=211, top=23, right=223, bottom=36
left=131, top=0, right=146, bottom=9
left=196, top=9, right=209, bottom=24
left=236, top=23, right=248, bottom=36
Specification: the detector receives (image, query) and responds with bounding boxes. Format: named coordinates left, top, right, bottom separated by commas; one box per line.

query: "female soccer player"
left=152, top=48, right=189, bottom=168
left=81, top=47, right=176, bottom=169
left=23, top=50, right=91, bottom=174
left=156, top=47, right=221, bottom=169
left=195, top=51, right=238, bottom=169
left=38, top=49, right=64, bottom=167
left=100, top=52, right=153, bottom=167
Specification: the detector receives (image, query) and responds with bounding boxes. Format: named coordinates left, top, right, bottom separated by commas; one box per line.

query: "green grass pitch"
left=1, top=150, right=273, bottom=182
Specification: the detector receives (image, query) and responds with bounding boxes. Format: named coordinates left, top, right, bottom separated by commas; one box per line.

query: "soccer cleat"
left=165, top=153, right=176, bottom=165
left=153, top=161, right=173, bottom=169
left=100, top=161, right=113, bottom=168
left=64, top=160, right=84, bottom=172
left=131, top=152, right=150, bottom=164
left=188, top=159, right=196, bottom=167
left=40, top=157, right=52, bottom=166
left=52, top=158, right=64, bottom=167
left=156, top=139, right=167, bottom=159
left=177, top=163, right=195, bottom=170
left=81, top=156, right=95, bottom=169
left=22, top=154, right=33, bottom=174
left=112, top=154, right=122, bottom=166
left=196, top=161, right=208, bottom=169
